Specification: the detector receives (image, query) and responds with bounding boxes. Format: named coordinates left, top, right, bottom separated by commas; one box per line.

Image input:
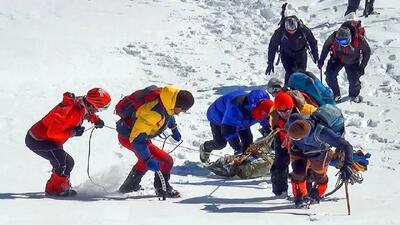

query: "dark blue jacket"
left=287, top=114, right=353, bottom=165
left=207, top=89, right=270, bottom=140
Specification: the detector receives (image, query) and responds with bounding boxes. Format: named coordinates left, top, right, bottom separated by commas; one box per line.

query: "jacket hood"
left=245, top=89, right=270, bottom=111
left=160, top=85, right=180, bottom=116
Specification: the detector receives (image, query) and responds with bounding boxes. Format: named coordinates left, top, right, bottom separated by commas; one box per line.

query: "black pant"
left=25, top=132, right=74, bottom=176
left=203, top=124, right=253, bottom=155
left=281, top=51, right=308, bottom=85
left=325, top=60, right=361, bottom=98
left=345, top=0, right=361, bottom=16
left=270, top=136, right=290, bottom=195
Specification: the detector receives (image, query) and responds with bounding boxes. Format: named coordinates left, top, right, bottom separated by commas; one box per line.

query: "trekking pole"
left=344, top=179, right=351, bottom=215
left=156, top=171, right=167, bottom=201
left=319, top=68, right=323, bottom=84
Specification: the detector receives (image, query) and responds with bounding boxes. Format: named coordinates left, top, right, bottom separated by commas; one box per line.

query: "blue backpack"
left=312, top=104, right=345, bottom=135
left=288, top=72, right=335, bottom=106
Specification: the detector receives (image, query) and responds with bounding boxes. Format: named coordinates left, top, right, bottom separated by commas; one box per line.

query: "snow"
left=1, top=0, right=400, bottom=224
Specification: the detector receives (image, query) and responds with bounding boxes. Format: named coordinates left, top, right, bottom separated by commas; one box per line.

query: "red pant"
left=118, top=134, right=173, bottom=173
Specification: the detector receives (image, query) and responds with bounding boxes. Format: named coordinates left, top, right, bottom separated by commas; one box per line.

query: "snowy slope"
left=0, top=0, right=400, bottom=224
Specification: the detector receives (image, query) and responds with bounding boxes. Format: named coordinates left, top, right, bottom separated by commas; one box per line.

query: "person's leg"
left=281, top=54, right=296, bottom=85
left=345, top=63, right=362, bottom=99
left=325, top=60, right=344, bottom=99
left=345, top=0, right=361, bottom=16
left=200, top=124, right=227, bottom=163
left=238, top=128, right=253, bottom=155
left=290, top=157, right=310, bottom=207
left=308, top=151, right=333, bottom=203
left=270, top=136, right=290, bottom=197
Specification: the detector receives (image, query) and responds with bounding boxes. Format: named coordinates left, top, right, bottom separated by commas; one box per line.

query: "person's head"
left=336, top=26, right=352, bottom=47
left=287, top=119, right=312, bottom=140
left=85, top=88, right=111, bottom=114
left=267, top=78, right=283, bottom=96
left=274, top=92, right=294, bottom=119
left=174, top=90, right=194, bottom=115
left=252, top=99, right=274, bottom=121
left=285, top=16, right=298, bottom=34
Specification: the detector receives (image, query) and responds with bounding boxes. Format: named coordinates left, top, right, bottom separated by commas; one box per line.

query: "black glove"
left=358, top=65, right=365, bottom=76
left=265, top=64, right=274, bottom=75
left=72, top=126, right=85, bottom=137
left=340, top=164, right=354, bottom=181
left=317, top=60, right=324, bottom=70
left=94, top=119, right=105, bottom=129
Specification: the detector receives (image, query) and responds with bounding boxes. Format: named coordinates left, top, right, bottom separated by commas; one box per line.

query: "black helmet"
left=336, top=27, right=352, bottom=46
left=285, top=17, right=298, bottom=32
left=267, top=78, right=283, bottom=95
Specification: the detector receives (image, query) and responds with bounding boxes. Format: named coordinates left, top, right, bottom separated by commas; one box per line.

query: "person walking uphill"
left=116, top=85, right=194, bottom=198
left=318, top=22, right=371, bottom=103
left=285, top=113, right=354, bottom=208
left=266, top=15, right=319, bottom=85
left=25, top=88, right=111, bottom=196
left=199, top=89, right=273, bottom=164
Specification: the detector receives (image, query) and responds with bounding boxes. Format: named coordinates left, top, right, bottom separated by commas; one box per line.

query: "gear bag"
left=288, top=71, right=335, bottom=106
left=312, top=104, right=345, bottom=135
left=115, top=85, right=161, bottom=126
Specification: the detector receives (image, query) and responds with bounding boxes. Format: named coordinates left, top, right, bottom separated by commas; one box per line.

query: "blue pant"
left=325, top=60, right=361, bottom=98
left=345, top=0, right=361, bottom=16
left=25, top=132, right=74, bottom=176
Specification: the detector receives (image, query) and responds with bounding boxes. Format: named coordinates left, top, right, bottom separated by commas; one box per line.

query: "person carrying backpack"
left=25, top=88, right=111, bottom=196
left=267, top=91, right=317, bottom=198
left=199, top=89, right=273, bottom=164
left=284, top=113, right=354, bottom=208
left=318, top=21, right=371, bottom=103
left=266, top=15, right=319, bottom=85
left=116, top=85, right=194, bottom=198
left=345, top=0, right=377, bottom=17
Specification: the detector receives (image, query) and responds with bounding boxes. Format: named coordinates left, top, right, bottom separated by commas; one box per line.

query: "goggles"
left=336, top=37, right=350, bottom=46
left=277, top=108, right=292, bottom=114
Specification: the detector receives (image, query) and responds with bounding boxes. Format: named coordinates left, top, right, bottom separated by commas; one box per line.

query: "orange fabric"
left=45, top=172, right=71, bottom=195
left=316, top=182, right=328, bottom=197
left=30, top=93, right=92, bottom=145
left=291, top=180, right=308, bottom=198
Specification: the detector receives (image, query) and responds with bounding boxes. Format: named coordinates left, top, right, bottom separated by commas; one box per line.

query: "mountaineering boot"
left=118, top=167, right=145, bottom=193
left=309, top=182, right=328, bottom=204
left=291, top=180, right=310, bottom=209
left=45, top=172, right=76, bottom=197
left=350, top=95, right=363, bottom=103
left=154, top=173, right=181, bottom=198
left=199, top=143, right=211, bottom=164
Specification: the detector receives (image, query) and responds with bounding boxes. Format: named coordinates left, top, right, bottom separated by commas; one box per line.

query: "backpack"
left=115, top=85, right=161, bottom=125
left=312, top=104, right=345, bottom=135
left=287, top=71, right=335, bottom=106
left=331, top=20, right=366, bottom=57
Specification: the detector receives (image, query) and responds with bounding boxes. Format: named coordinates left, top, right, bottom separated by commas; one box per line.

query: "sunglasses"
left=277, top=108, right=292, bottom=114
left=336, top=37, right=350, bottom=46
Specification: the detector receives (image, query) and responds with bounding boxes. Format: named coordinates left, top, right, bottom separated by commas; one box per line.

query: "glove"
left=171, top=128, right=181, bottom=142
left=358, top=65, right=365, bottom=76
left=71, top=126, right=85, bottom=137
left=146, top=159, right=160, bottom=172
left=265, top=64, right=274, bottom=75
left=340, top=164, right=354, bottom=181
left=94, top=119, right=104, bottom=129
left=317, top=60, right=324, bottom=70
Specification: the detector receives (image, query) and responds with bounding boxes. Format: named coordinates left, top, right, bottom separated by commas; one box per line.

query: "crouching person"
left=285, top=113, right=354, bottom=208
left=116, top=85, right=194, bottom=198
left=25, top=88, right=111, bottom=196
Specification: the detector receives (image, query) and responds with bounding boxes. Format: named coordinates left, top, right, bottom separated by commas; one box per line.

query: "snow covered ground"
left=1, top=0, right=400, bottom=224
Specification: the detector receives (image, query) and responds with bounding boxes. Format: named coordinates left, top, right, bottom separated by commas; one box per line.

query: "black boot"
left=118, top=167, right=145, bottom=193
left=154, top=173, right=181, bottom=198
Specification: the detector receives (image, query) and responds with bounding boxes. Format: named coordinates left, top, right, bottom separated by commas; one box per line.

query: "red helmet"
left=85, top=88, right=111, bottom=110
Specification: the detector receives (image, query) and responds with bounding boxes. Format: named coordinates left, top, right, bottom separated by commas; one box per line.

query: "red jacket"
left=29, top=92, right=99, bottom=145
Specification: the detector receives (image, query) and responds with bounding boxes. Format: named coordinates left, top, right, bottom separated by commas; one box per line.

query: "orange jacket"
left=29, top=92, right=99, bottom=145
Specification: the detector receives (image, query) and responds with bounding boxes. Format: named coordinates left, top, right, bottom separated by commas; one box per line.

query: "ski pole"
left=319, top=68, right=323, bottom=84
left=344, top=179, right=351, bottom=215
left=157, top=171, right=167, bottom=200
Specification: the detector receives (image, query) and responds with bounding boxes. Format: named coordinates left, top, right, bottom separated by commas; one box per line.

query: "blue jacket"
left=207, top=89, right=270, bottom=140
left=287, top=113, right=353, bottom=165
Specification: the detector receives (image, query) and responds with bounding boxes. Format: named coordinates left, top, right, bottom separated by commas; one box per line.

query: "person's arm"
left=319, top=33, right=335, bottom=64
left=267, top=30, right=282, bottom=66
left=318, top=126, right=353, bottom=165
left=304, top=26, right=319, bottom=62
left=359, top=37, right=371, bottom=69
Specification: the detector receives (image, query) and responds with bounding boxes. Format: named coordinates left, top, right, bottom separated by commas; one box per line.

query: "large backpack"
left=115, top=85, right=161, bottom=126
left=287, top=71, right=335, bottom=106
left=312, top=104, right=345, bottom=135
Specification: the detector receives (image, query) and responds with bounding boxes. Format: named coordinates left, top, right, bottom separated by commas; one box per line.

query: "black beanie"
left=175, top=90, right=194, bottom=111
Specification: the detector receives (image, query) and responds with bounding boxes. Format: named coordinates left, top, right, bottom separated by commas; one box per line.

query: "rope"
left=86, top=127, right=108, bottom=193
